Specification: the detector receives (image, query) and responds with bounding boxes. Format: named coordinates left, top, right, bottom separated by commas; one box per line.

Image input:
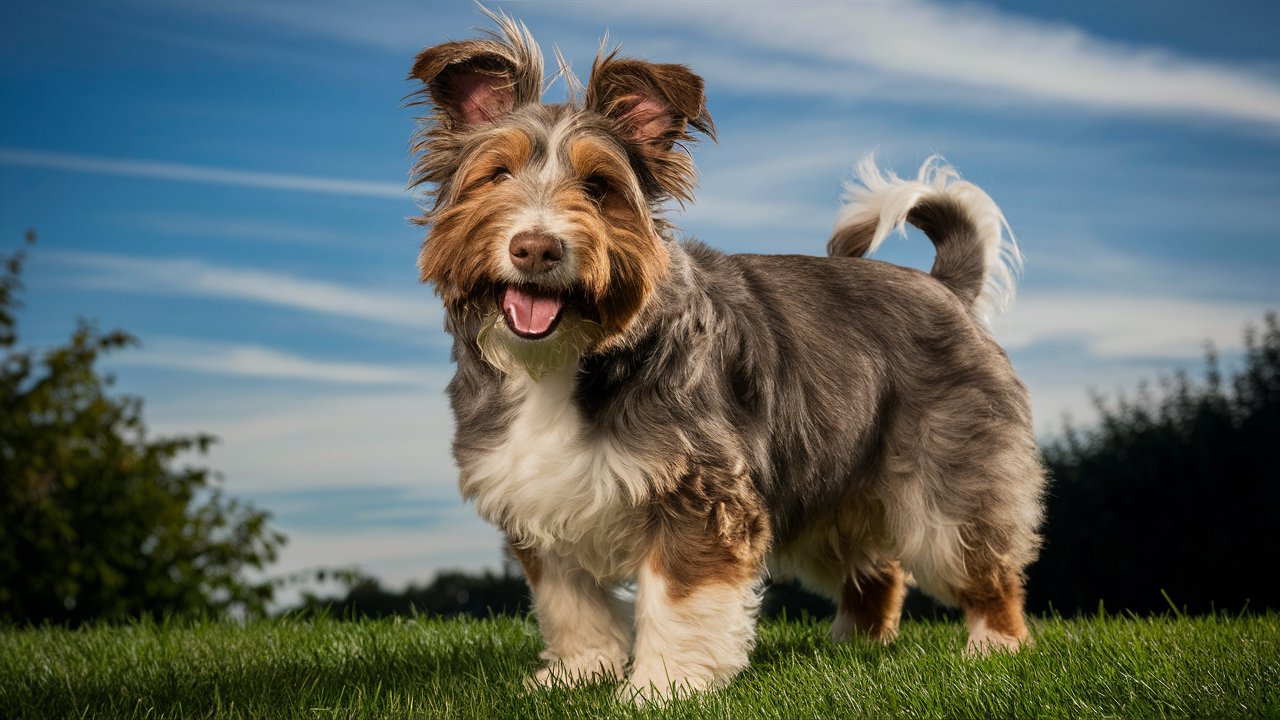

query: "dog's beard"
left=476, top=309, right=604, bottom=381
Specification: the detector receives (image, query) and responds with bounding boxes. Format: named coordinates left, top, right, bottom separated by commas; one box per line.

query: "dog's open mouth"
left=500, top=285, right=565, bottom=340
left=479, top=285, right=603, bottom=380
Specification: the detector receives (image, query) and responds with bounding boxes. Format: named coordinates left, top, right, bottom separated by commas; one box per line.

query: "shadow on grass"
left=17, top=617, right=546, bottom=718
left=749, top=619, right=917, bottom=672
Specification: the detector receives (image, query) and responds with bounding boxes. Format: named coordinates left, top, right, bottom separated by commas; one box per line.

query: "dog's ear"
left=409, top=13, right=542, bottom=127
left=585, top=53, right=716, bottom=202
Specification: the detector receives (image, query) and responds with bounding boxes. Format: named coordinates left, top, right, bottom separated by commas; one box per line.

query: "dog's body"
left=410, top=13, right=1045, bottom=702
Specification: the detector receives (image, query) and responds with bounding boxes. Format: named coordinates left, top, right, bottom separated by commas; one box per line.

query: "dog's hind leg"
left=513, top=543, right=632, bottom=689
left=955, top=560, right=1030, bottom=655
left=831, top=561, right=906, bottom=644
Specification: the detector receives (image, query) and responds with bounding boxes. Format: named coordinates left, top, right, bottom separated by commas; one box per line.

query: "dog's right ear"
left=409, top=14, right=542, bottom=127
left=585, top=52, right=715, bottom=203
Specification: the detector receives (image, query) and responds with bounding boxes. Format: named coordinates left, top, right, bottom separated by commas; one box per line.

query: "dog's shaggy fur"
left=409, top=11, right=1045, bottom=703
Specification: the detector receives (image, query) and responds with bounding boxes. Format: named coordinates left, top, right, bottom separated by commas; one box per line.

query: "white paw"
left=830, top=613, right=855, bottom=643
left=965, top=631, right=1026, bottom=656
left=524, top=652, right=625, bottom=690
left=617, top=666, right=718, bottom=706
left=965, top=614, right=1030, bottom=656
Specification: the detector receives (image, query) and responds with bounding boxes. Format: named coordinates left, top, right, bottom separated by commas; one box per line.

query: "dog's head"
left=409, top=11, right=713, bottom=378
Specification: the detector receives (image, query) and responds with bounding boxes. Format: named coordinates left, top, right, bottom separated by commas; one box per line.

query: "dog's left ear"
left=585, top=54, right=716, bottom=202
left=409, top=11, right=542, bottom=129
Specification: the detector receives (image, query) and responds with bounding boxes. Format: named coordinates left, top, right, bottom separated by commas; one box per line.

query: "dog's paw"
left=616, top=667, right=717, bottom=707
left=830, top=615, right=899, bottom=645
left=964, top=629, right=1029, bottom=657
left=523, top=652, right=625, bottom=691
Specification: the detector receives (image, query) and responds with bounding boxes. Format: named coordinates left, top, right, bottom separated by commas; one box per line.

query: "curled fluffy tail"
left=829, top=155, right=1021, bottom=326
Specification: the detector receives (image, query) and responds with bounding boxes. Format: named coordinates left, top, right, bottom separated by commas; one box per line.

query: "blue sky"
left=3, top=1, right=1279, bottom=599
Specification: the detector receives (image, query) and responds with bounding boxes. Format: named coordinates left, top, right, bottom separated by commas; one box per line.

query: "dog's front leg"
left=510, top=543, right=631, bottom=688
left=623, top=476, right=771, bottom=704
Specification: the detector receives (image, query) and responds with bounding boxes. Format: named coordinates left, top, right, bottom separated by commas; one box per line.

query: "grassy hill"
left=2, top=613, right=1277, bottom=718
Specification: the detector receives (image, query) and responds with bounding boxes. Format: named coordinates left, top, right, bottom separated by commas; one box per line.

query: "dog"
left=408, top=11, right=1045, bottom=703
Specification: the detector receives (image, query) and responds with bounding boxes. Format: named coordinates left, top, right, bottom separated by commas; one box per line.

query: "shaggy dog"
left=408, top=11, right=1045, bottom=703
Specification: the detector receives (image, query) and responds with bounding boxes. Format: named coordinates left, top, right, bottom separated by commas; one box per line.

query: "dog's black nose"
left=509, top=232, right=564, bottom=274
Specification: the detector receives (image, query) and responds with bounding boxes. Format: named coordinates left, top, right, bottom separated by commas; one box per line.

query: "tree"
left=0, top=232, right=286, bottom=624
left=289, top=568, right=531, bottom=620
left=1030, top=312, right=1280, bottom=615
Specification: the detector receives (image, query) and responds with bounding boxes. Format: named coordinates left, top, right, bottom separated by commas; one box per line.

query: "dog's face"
left=409, top=18, right=713, bottom=373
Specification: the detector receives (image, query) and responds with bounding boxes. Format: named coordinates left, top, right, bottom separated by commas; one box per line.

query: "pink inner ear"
left=450, top=71, right=513, bottom=124
left=621, top=97, right=671, bottom=143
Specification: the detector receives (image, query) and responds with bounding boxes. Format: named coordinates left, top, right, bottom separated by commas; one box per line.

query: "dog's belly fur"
left=452, top=242, right=1043, bottom=604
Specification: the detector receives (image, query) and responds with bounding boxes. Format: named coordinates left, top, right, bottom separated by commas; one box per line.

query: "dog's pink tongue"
left=502, top=286, right=562, bottom=336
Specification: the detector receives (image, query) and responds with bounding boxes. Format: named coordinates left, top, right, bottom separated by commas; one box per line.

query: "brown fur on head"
left=585, top=51, right=716, bottom=204
left=407, top=9, right=543, bottom=196
left=408, top=10, right=714, bottom=348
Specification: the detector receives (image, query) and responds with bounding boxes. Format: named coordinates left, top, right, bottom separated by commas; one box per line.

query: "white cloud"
left=996, top=292, right=1267, bottom=359
left=45, top=250, right=441, bottom=331
left=141, top=380, right=505, bottom=599
left=1015, top=358, right=1177, bottom=439
left=0, top=147, right=408, bottom=198
left=131, top=374, right=496, bottom=599
left=121, top=337, right=434, bottom=386
left=146, top=386, right=456, bottom=494
left=182, top=0, right=441, bottom=54
left=126, top=372, right=490, bottom=598
left=282, top=521, right=502, bottom=584
left=266, top=520, right=507, bottom=608
left=211, top=2, right=1280, bottom=127
left=583, top=2, right=1280, bottom=126
left=122, top=212, right=364, bottom=248
left=1016, top=228, right=1280, bottom=304
left=683, top=146, right=846, bottom=233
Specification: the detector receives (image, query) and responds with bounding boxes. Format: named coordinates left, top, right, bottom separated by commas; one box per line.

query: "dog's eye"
left=492, top=168, right=513, bottom=184
left=583, top=175, right=609, bottom=202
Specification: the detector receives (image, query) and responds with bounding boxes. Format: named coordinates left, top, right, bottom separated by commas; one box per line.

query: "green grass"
left=2, top=613, right=1277, bottom=719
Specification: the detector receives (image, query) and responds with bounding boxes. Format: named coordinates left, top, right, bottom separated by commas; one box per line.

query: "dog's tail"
left=828, top=155, right=1021, bottom=326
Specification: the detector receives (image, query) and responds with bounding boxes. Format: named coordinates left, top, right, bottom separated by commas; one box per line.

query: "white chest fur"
left=459, top=368, right=654, bottom=582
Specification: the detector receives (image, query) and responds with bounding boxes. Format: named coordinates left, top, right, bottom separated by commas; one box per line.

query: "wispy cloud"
left=122, top=213, right=364, bottom=248
left=190, top=2, right=1280, bottom=127
left=1017, top=358, right=1178, bottom=439
left=134, top=381, right=480, bottom=596
left=584, top=3, right=1280, bottom=127
left=46, top=251, right=440, bottom=330
left=0, top=147, right=407, bottom=198
left=998, top=292, right=1269, bottom=359
left=1019, top=230, right=1280, bottom=304
left=122, top=338, right=434, bottom=386
left=266, top=521, right=504, bottom=606
left=145, top=386, right=456, bottom=493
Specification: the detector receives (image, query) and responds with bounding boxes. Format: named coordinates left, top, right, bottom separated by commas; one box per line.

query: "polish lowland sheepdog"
left=408, top=11, right=1045, bottom=703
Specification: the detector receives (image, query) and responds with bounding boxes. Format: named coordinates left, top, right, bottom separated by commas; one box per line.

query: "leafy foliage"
left=0, top=233, right=286, bottom=624
left=290, top=569, right=532, bottom=619
left=1030, top=312, right=1280, bottom=614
